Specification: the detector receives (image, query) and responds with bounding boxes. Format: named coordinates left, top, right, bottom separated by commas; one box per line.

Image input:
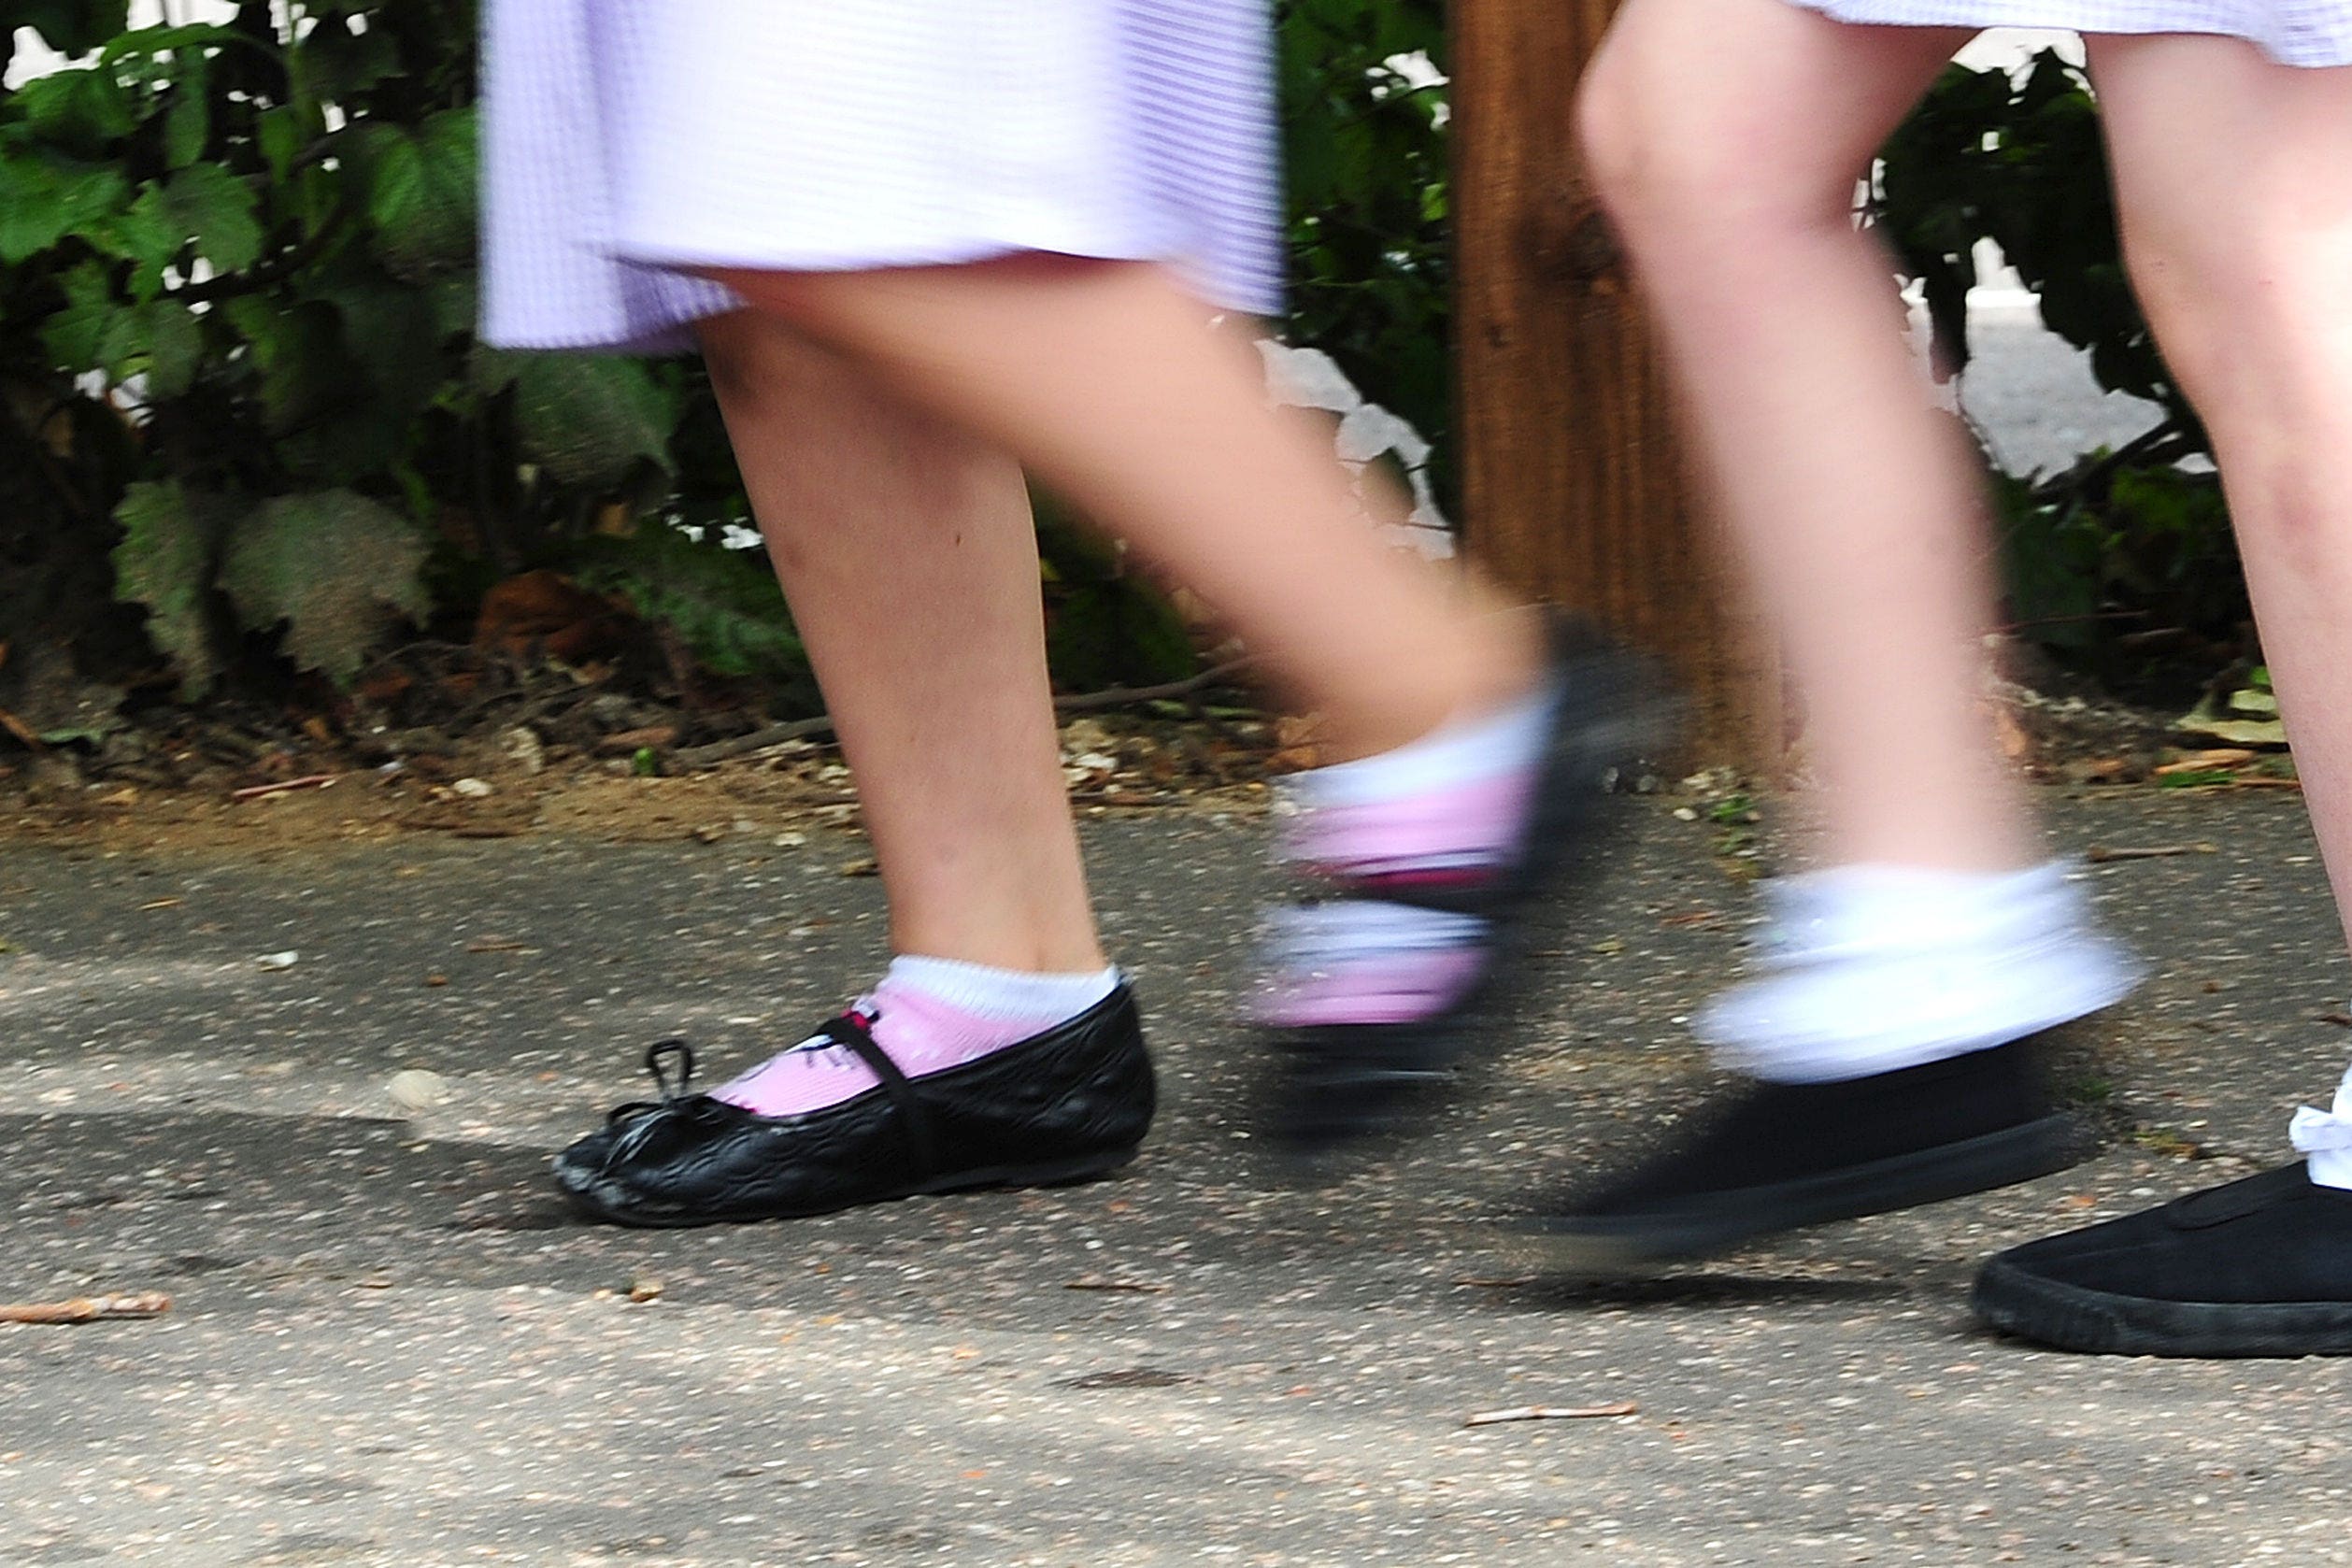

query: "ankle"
left=1321, top=608, right=1550, bottom=763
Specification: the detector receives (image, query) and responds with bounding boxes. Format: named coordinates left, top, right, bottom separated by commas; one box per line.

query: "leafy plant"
left=1277, top=0, right=1455, bottom=511
left=1, top=0, right=679, bottom=704
left=1874, top=50, right=2242, bottom=689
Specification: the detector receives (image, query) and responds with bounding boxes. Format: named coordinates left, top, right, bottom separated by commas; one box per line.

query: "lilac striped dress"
left=1785, top=0, right=2352, bottom=65
left=480, top=2, right=1284, bottom=355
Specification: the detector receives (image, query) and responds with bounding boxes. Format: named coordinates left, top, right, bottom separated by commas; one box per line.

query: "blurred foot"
left=1256, top=616, right=1674, bottom=1163
left=1515, top=1029, right=2087, bottom=1272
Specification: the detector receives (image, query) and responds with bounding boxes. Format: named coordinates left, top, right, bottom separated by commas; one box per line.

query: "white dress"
left=1784, top=0, right=2351, bottom=65
left=480, top=1, right=1284, bottom=354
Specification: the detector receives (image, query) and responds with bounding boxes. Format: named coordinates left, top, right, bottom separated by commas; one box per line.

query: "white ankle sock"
left=2290, top=1062, right=2352, bottom=1191
left=1699, top=860, right=2142, bottom=1084
left=881, top=955, right=1120, bottom=1021
left=1285, top=677, right=1559, bottom=808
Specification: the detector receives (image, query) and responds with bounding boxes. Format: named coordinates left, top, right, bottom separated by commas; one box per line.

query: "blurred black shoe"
left=1515, top=1031, right=2086, bottom=1271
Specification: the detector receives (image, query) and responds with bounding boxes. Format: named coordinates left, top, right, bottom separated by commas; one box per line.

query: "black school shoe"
left=1516, top=1030, right=2086, bottom=1272
left=1260, top=618, right=1675, bottom=1160
left=1973, top=1163, right=2352, bottom=1356
left=554, top=986, right=1154, bottom=1227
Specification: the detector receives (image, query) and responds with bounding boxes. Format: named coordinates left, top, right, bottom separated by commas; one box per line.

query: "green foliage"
left=109, top=478, right=226, bottom=696
left=1277, top=0, right=1453, bottom=507
left=0, top=0, right=683, bottom=696
left=1875, top=50, right=2241, bottom=682
left=569, top=523, right=811, bottom=694
left=218, top=490, right=434, bottom=684
left=1876, top=50, right=2176, bottom=414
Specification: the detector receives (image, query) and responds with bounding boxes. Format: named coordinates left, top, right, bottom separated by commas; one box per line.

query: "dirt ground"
left=0, top=714, right=1280, bottom=860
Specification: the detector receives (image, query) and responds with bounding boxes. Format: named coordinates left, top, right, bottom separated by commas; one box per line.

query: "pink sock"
left=712, top=961, right=1118, bottom=1119
left=1258, top=681, right=1556, bottom=1029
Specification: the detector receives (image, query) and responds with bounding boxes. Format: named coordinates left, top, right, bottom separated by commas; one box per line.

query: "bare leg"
left=1525, top=1, right=2153, bottom=1270
left=695, top=310, right=1104, bottom=974
left=1577, top=0, right=2035, bottom=870
left=703, top=259, right=1544, bottom=763
left=1968, top=41, right=2352, bottom=1359
left=2088, top=37, right=2352, bottom=951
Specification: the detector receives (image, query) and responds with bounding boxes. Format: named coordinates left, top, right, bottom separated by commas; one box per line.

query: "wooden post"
left=1452, top=0, right=1778, bottom=768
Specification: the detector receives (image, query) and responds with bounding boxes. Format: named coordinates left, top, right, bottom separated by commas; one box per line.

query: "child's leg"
left=1525, top=0, right=2145, bottom=1269
left=559, top=313, right=1147, bottom=1225
left=703, top=257, right=1545, bottom=763
left=1578, top=0, right=2032, bottom=873
left=1971, top=42, right=2352, bottom=1358
left=693, top=310, right=1104, bottom=976
left=704, top=260, right=1675, bottom=1156
left=2088, top=38, right=2352, bottom=934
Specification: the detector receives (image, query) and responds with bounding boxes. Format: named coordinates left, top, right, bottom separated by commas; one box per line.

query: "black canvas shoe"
left=1259, top=617, right=1676, bottom=1161
left=554, top=986, right=1154, bottom=1227
left=1973, top=1162, right=2352, bottom=1356
left=1516, top=1031, right=2086, bottom=1272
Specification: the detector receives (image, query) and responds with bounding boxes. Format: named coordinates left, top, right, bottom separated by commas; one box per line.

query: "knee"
left=1575, top=44, right=1849, bottom=259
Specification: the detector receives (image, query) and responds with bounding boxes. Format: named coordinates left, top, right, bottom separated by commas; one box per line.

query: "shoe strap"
left=820, top=1011, right=941, bottom=1177
left=1311, top=866, right=1509, bottom=919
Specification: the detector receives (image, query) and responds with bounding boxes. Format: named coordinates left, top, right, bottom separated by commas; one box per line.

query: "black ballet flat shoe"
left=1259, top=616, right=1678, bottom=1164
left=554, top=985, right=1154, bottom=1227
left=1514, top=1030, right=2087, bottom=1273
left=1974, top=1162, right=2352, bottom=1357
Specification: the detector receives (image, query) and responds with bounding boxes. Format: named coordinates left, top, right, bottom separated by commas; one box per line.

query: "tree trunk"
left=1452, top=0, right=1779, bottom=769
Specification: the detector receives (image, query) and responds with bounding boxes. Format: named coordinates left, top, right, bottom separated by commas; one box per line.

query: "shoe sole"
left=1972, top=1260, right=2352, bottom=1357
left=1511, top=1114, right=2084, bottom=1275
left=1267, top=643, right=1683, bottom=1165
left=557, top=1144, right=1142, bottom=1230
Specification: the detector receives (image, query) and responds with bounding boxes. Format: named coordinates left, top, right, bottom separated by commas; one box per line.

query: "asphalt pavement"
left=6, top=787, right=2350, bottom=1567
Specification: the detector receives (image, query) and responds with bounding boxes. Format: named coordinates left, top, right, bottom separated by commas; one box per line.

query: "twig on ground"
left=0, top=706, right=46, bottom=750
left=229, top=774, right=341, bottom=802
left=1464, top=1402, right=1639, bottom=1427
left=1064, top=1276, right=1171, bottom=1293
left=0, top=1293, right=172, bottom=1325
left=1053, top=658, right=1257, bottom=715
left=2084, top=843, right=2218, bottom=863
left=669, top=714, right=840, bottom=770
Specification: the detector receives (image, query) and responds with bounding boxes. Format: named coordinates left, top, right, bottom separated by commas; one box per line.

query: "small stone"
left=451, top=777, right=494, bottom=799
left=496, top=726, right=546, bottom=776
left=256, top=950, right=299, bottom=970
left=773, top=832, right=808, bottom=849
left=389, top=1069, right=449, bottom=1109
left=628, top=1277, right=664, bottom=1304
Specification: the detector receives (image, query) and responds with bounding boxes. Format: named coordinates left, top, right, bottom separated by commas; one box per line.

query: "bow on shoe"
left=598, top=1039, right=730, bottom=1172
left=2288, top=1067, right=2352, bottom=1188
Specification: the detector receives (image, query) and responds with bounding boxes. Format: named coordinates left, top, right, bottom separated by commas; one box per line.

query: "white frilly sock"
left=1700, top=860, right=2143, bottom=1084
